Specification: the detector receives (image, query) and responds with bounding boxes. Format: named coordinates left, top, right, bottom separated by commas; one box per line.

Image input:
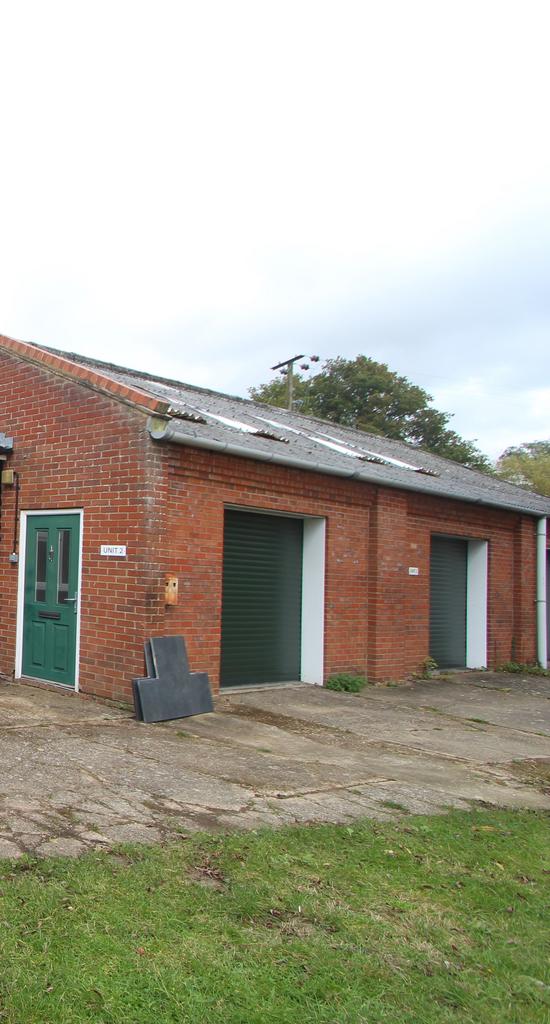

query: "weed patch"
left=498, top=662, right=550, bottom=677
left=325, top=673, right=368, bottom=693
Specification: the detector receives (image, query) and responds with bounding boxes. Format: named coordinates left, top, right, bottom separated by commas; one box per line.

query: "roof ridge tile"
left=0, top=334, right=170, bottom=415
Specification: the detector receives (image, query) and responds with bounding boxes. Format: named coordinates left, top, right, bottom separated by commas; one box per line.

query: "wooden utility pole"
left=270, top=355, right=304, bottom=410
left=271, top=353, right=319, bottom=410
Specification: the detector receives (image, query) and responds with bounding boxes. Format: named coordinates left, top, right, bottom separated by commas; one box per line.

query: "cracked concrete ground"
left=0, top=670, right=549, bottom=857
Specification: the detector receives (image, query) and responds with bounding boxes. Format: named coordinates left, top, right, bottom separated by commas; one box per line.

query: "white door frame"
left=15, top=509, right=84, bottom=689
left=431, top=533, right=488, bottom=669
left=466, top=539, right=488, bottom=668
left=301, top=517, right=326, bottom=684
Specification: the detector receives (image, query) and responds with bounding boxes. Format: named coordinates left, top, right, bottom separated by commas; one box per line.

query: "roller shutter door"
left=429, top=537, right=467, bottom=668
left=221, top=510, right=303, bottom=687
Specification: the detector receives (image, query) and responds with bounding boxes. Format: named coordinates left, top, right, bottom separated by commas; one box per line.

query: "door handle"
left=65, top=596, right=78, bottom=614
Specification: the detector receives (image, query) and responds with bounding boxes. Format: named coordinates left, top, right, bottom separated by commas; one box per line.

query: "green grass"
left=0, top=810, right=549, bottom=1023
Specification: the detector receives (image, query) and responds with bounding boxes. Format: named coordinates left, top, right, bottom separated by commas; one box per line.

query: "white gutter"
left=536, top=517, right=548, bottom=668
left=148, top=416, right=364, bottom=479
left=147, top=416, right=550, bottom=518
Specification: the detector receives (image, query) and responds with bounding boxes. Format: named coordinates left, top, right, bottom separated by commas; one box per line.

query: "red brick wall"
left=406, top=493, right=537, bottom=674
left=158, top=444, right=540, bottom=687
left=157, top=446, right=373, bottom=687
left=0, top=350, right=166, bottom=701
left=0, top=349, right=542, bottom=702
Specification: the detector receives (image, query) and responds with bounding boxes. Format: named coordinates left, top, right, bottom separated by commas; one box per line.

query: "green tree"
left=495, top=440, right=550, bottom=496
left=249, top=355, right=490, bottom=470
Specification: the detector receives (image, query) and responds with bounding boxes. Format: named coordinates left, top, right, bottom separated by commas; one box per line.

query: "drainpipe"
left=536, top=517, right=547, bottom=668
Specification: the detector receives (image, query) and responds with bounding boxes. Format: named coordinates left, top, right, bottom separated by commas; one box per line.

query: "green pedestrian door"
left=22, top=514, right=81, bottom=687
left=221, top=510, right=303, bottom=687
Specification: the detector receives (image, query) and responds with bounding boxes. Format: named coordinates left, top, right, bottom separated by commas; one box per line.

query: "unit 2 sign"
left=100, top=545, right=127, bottom=557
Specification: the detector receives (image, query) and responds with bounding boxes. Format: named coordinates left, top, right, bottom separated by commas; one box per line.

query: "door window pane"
left=35, top=530, right=48, bottom=603
left=57, top=529, right=71, bottom=604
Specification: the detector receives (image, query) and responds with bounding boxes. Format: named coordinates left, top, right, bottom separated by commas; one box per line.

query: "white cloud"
left=1, top=0, right=550, bottom=458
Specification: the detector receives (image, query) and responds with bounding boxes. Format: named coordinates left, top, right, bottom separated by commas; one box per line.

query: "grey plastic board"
left=149, top=635, right=191, bottom=682
left=133, top=671, right=213, bottom=723
left=132, top=678, right=145, bottom=721
left=144, top=641, right=154, bottom=679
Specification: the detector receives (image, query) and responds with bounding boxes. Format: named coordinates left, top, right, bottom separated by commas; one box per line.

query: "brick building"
left=0, top=333, right=548, bottom=704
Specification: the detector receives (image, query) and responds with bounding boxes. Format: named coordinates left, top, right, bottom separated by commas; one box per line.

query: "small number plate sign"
left=100, top=545, right=127, bottom=557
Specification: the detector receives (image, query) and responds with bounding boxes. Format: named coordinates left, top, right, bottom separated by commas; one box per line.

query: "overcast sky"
left=1, top=1, right=549, bottom=460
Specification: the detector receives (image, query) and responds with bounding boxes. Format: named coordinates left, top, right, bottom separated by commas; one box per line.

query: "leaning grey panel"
left=132, top=678, right=146, bottom=721
left=133, top=672, right=213, bottom=723
left=149, top=635, right=191, bottom=682
left=144, top=640, right=154, bottom=679
left=133, top=635, right=213, bottom=723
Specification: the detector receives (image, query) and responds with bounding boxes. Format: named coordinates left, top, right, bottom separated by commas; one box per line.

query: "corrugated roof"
left=14, top=341, right=550, bottom=517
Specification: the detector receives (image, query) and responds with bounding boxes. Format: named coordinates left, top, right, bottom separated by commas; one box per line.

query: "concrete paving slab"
left=0, top=681, right=127, bottom=726
left=232, top=686, right=550, bottom=761
left=355, top=677, right=550, bottom=735
left=166, top=711, right=375, bottom=766
left=0, top=672, right=549, bottom=856
left=448, top=672, right=550, bottom=700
